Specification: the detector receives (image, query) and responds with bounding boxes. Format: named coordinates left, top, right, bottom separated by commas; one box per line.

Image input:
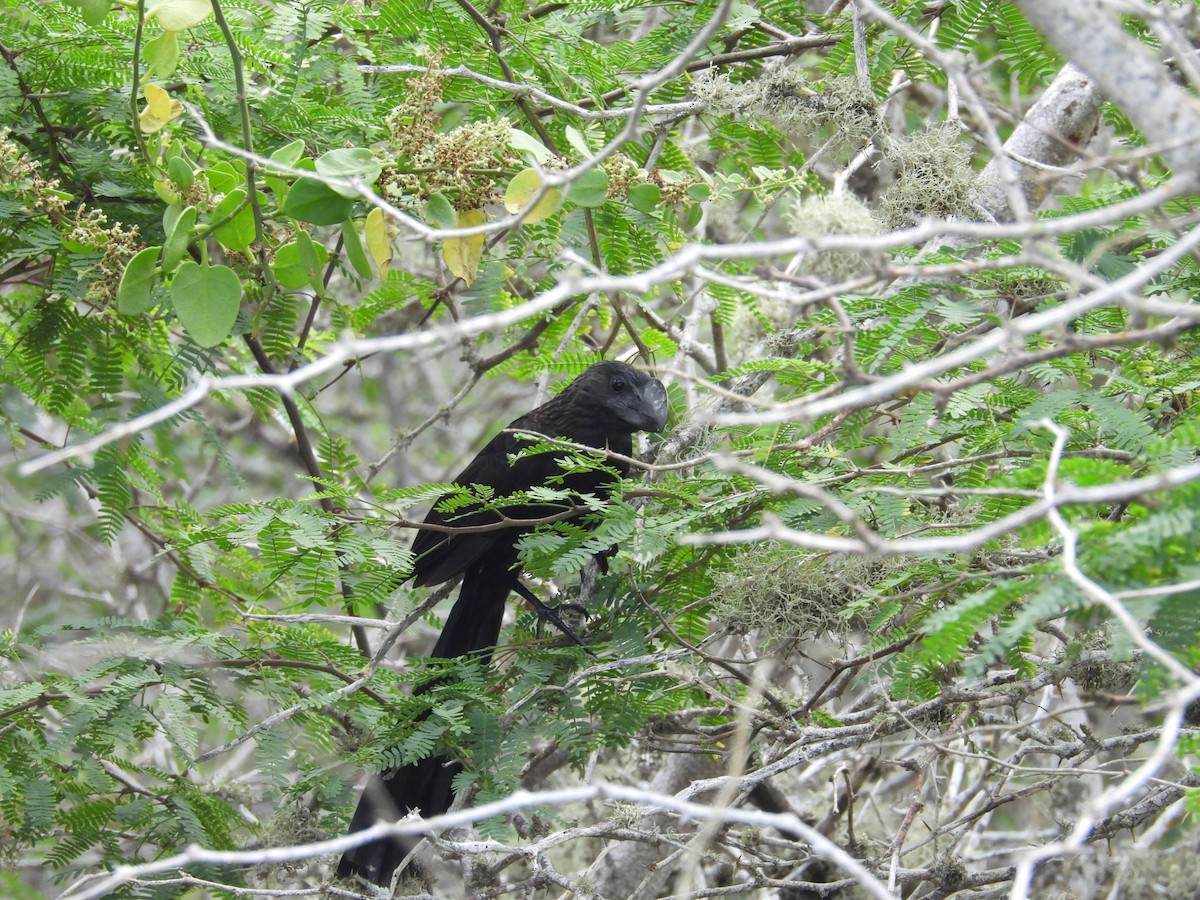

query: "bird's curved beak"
left=639, top=378, right=670, bottom=433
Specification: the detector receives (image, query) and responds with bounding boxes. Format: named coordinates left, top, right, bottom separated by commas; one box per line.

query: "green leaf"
left=296, top=229, right=325, bottom=294
left=265, top=141, right=305, bottom=201
left=146, top=0, right=213, bottom=31
left=627, top=183, right=661, bottom=213
left=314, top=148, right=381, bottom=198
left=161, top=205, right=197, bottom=272
left=205, top=161, right=244, bottom=196
left=509, top=128, right=552, bottom=164
left=270, top=139, right=306, bottom=167
left=273, top=235, right=329, bottom=290
left=144, top=29, right=180, bottom=79
left=568, top=170, right=609, bottom=208
left=281, top=177, right=353, bottom=225
left=563, top=125, right=592, bottom=159
left=341, top=219, right=373, bottom=279
left=78, top=0, right=110, bottom=25
left=167, top=155, right=193, bottom=191
left=117, top=246, right=161, bottom=316
left=170, top=261, right=242, bottom=347
left=426, top=192, right=456, bottom=229
left=211, top=188, right=256, bottom=252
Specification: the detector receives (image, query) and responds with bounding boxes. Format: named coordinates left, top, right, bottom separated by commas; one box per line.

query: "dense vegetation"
left=2, top=0, right=1198, bottom=897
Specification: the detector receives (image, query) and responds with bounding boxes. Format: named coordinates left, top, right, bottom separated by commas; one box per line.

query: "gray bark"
left=1014, top=0, right=1200, bottom=184
left=589, top=750, right=725, bottom=898
left=977, top=63, right=1103, bottom=222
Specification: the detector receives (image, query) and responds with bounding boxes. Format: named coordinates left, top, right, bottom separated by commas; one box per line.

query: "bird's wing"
left=410, top=415, right=571, bottom=586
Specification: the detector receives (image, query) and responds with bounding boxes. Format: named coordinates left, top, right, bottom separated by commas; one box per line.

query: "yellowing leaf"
left=152, top=178, right=181, bottom=204
left=504, top=168, right=563, bottom=225
left=442, top=209, right=485, bottom=286
left=365, top=208, right=393, bottom=271
left=139, top=83, right=183, bottom=134
left=145, top=0, right=213, bottom=31
left=144, top=83, right=173, bottom=119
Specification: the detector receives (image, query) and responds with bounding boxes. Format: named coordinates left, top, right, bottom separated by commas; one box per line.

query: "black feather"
left=337, top=361, right=667, bottom=885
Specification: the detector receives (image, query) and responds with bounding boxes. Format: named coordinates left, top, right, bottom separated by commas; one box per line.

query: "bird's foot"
left=512, top=583, right=597, bottom=657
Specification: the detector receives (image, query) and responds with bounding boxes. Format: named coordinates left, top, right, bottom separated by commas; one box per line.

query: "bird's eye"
left=610, top=375, right=626, bottom=392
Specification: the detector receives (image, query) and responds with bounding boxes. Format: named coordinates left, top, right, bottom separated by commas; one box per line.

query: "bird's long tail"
left=336, top=566, right=510, bottom=886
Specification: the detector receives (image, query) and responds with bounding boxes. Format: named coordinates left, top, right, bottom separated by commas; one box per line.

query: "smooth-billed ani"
left=337, top=360, right=668, bottom=885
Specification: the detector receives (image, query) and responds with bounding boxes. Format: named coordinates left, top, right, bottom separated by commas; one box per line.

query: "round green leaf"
left=627, top=183, right=662, bottom=214
left=170, top=261, right=242, bottom=348
left=568, top=170, right=609, bottom=208
left=79, top=0, right=109, bottom=25
left=152, top=179, right=181, bottom=206
left=281, top=177, right=354, bottom=225
left=263, top=173, right=289, bottom=206
left=273, top=237, right=329, bottom=290
left=315, top=148, right=381, bottom=198
left=117, top=246, right=162, bottom=316
left=687, top=182, right=711, bottom=202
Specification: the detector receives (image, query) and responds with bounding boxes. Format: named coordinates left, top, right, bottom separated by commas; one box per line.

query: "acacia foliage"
left=1, top=0, right=1199, bottom=897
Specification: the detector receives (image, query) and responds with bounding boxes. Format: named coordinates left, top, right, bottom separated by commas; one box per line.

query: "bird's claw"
left=513, top=583, right=597, bottom=657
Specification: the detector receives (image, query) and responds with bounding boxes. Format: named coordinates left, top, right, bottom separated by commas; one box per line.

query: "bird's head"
left=573, top=360, right=669, bottom=434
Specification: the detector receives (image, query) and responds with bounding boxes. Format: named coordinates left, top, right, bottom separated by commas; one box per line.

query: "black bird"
left=338, top=360, right=669, bottom=885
